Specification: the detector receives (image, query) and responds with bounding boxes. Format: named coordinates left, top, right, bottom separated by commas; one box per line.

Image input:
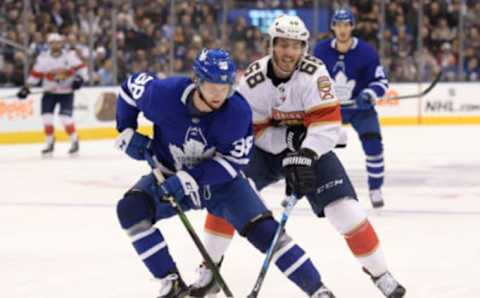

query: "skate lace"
left=192, top=264, right=213, bottom=288
left=375, top=272, right=398, bottom=296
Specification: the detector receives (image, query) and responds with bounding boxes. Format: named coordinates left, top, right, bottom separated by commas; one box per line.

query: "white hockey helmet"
left=268, top=15, right=310, bottom=51
left=47, top=33, right=64, bottom=43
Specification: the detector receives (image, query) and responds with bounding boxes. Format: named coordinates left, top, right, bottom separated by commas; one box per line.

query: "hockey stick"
left=144, top=151, right=234, bottom=298
left=341, top=71, right=443, bottom=105
left=0, top=90, right=44, bottom=100
left=247, top=194, right=298, bottom=298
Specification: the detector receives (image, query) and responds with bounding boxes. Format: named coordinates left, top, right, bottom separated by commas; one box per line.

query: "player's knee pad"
left=241, top=213, right=276, bottom=253
left=116, top=189, right=156, bottom=230
left=360, top=132, right=383, bottom=155
left=324, top=198, right=367, bottom=234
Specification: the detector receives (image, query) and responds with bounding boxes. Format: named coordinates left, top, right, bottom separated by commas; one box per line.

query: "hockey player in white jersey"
left=17, top=33, right=88, bottom=155
left=190, top=15, right=406, bottom=298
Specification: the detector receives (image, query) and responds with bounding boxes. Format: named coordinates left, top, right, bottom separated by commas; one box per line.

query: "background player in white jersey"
left=190, top=15, right=405, bottom=298
left=17, top=33, right=88, bottom=156
left=314, top=8, right=389, bottom=208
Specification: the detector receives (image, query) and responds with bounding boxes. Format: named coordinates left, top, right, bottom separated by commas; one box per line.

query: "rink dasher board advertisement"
left=1, top=83, right=479, bottom=144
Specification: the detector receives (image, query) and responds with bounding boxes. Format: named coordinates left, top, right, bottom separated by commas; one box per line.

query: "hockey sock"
left=246, top=219, right=323, bottom=295
left=44, top=125, right=54, bottom=144
left=204, top=213, right=235, bottom=263
left=42, top=113, right=55, bottom=143
left=325, top=198, right=388, bottom=277
left=64, top=124, right=78, bottom=142
left=361, top=134, right=384, bottom=190
left=60, top=115, right=78, bottom=142
left=117, top=193, right=176, bottom=278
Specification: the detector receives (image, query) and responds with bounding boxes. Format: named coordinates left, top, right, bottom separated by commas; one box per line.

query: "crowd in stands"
left=1, top=0, right=479, bottom=87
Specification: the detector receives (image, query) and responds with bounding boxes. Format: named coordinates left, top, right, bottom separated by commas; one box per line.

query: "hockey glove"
left=115, top=128, right=151, bottom=161
left=156, top=171, right=202, bottom=209
left=286, top=125, right=307, bottom=152
left=71, top=75, right=84, bottom=90
left=282, top=148, right=318, bottom=197
left=17, top=86, right=31, bottom=99
left=355, top=91, right=374, bottom=110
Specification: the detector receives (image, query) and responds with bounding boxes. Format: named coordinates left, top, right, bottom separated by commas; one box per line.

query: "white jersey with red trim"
left=27, top=49, right=88, bottom=94
left=237, top=55, right=342, bottom=156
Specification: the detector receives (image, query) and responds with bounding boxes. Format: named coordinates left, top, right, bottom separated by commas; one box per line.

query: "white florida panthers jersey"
left=237, top=55, right=342, bottom=156
left=27, top=49, right=88, bottom=94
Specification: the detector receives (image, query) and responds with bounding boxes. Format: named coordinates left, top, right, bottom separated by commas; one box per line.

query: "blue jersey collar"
left=330, top=37, right=358, bottom=51
left=180, top=83, right=196, bottom=105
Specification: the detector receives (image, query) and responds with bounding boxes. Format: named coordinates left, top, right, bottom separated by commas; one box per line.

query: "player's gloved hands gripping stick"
left=115, top=128, right=202, bottom=209
left=282, top=148, right=318, bottom=197
left=156, top=171, right=202, bottom=209
left=355, top=91, right=374, bottom=110
left=17, top=86, right=31, bottom=99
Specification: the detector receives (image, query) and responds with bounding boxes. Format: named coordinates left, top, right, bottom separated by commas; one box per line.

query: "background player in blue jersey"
left=314, top=8, right=389, bottom=208
left=114, top=48, right=334, bottom=297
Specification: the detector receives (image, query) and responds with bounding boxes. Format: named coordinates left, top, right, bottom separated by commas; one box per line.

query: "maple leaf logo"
left=333, top=71, right=356, bottom=102
left=169, top=127, right=215, bottom=170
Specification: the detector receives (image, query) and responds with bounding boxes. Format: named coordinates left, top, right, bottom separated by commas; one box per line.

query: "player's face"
left=199, top=81, right=231, bottom=109
left=49, top=41, right=63, bottom=52
left=272, top=38, right=305, bottom=74
left=332, top=22, right=353, bottom=42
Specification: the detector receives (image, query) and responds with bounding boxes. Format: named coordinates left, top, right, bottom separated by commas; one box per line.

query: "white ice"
left=1, top=126, right=479, bottom=298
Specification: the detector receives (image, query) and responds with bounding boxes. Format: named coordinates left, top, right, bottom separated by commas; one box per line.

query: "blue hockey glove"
left=355, top=91, right=374, bottom=110
left=156, top=171, right=202, bottom=209
left=17, top=86, right=30, bottom=99
left=71, top=75, right=84, bottom=90
left=115, top=128, right=151, bottom=161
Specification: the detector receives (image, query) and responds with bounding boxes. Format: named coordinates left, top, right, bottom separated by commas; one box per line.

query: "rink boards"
left=1, top=82, right=479, bottom=144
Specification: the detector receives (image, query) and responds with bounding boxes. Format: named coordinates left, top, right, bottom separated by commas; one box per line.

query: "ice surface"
left=1, top=126, right=479, bottom=298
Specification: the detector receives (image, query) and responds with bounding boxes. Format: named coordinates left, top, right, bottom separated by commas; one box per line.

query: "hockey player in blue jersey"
left=314, top=8, right=388, bottom=208
left=114, top=48, right=335, bottom=297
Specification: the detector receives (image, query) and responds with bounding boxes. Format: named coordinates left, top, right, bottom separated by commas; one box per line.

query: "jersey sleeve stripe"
left=369, top=82, right=388, bottom=92
left=73, top=63, right=86, bottom=71
left=217, top=153, right=250, bottom=165
left=304, top=104, right=341, bottom=127
left=119, top=87, right=137, bottom=107
left=363, top=88, right=378, bottom=100
left=213, top=156, right=238, bottom=178
left=253, top=118, right=272, bottom=136
left=30, top=70, right=44, bottom=78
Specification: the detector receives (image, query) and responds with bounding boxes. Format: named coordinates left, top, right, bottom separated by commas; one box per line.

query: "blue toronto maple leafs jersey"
left=116, top=73, right=254, bottom=187
left=313, top=37, right=388, bottom=104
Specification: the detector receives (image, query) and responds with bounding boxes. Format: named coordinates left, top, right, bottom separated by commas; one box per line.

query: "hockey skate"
left=311, top=285, right=336, bottom=298
left=156, top=272, right=189, bottom=298
left=41, top=139, right=55, bottom=156
left=371, top=271, right=406, bottom=298
left=189, top=259, right=223, bottom=297
left=68, top=140, right=79, bottom=155
left=369, top=189, right=384, bottom=208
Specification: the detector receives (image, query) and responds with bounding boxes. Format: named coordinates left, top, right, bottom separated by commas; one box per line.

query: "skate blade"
left=41, top=152, right=54, bottom=158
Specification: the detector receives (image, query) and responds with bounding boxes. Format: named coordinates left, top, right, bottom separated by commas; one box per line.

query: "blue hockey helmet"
left=330, top=8, right=356, bottom=28
left=193, top=48, right=236, bottom=85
